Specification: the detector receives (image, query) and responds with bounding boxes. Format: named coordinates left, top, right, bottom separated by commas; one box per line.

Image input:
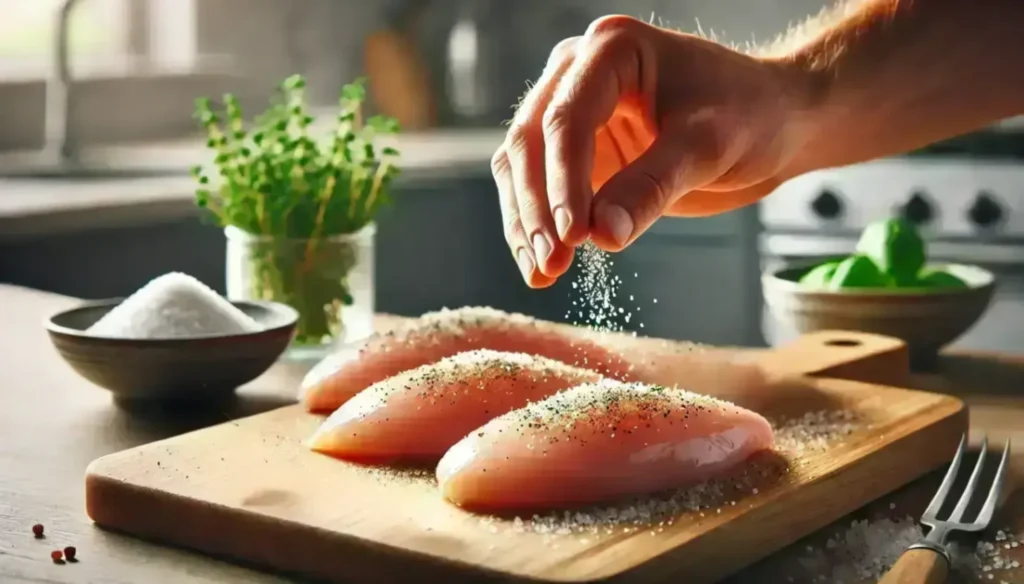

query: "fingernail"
left=532, top=232, right=552, bottom=264
left=599, top=204, right=634, bottom=246
left=516, top=248, right=534, bottom=278
left=553, top=207, right=571, bottom=239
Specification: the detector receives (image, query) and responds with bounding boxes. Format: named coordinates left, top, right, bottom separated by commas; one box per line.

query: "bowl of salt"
left=45, top=272, right=298, bottom=403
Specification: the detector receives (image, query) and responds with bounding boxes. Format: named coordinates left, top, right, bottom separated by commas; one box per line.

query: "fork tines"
left=921, top=434, right=1012, bottom=532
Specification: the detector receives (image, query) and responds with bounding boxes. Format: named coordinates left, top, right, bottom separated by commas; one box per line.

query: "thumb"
left=590, top=111, right=741, bottom=251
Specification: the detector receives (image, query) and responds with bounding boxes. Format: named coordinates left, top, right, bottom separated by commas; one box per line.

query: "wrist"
left=759, top=52, right=833, bottom=182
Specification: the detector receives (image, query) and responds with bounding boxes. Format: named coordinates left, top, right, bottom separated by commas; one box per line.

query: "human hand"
left=492, top=15, right=814, bottom=287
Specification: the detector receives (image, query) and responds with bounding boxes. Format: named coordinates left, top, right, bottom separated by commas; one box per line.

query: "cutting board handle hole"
left=824, top=338, right=862, bottom=347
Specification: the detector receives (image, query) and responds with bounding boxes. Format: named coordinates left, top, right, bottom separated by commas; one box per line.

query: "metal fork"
left=880, top=434, right=1011, bottom=584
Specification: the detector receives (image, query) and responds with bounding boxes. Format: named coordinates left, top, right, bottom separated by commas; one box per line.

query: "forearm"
left=763, top=0, right=1024, bottom=178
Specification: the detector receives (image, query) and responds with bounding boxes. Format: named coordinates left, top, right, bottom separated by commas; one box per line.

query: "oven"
left=758, top=125, right=1024, bottom=353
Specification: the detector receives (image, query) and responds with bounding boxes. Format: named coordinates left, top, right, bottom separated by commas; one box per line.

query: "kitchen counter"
left=1, top=283, right=1022, bottom=583
left=0, top=129, right=503, bottom=240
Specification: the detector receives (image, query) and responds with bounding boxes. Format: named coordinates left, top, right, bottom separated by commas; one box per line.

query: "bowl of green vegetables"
left=762, top=217, right=995, bottom=370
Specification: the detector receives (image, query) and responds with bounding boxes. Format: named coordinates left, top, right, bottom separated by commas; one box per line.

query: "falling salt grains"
left=564, top=240, right=647, bottom=338
left=565, top=241, right=625, bottom=332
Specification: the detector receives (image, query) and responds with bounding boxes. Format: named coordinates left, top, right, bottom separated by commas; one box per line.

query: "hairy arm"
left=762, top=0, right=1024, bottom=179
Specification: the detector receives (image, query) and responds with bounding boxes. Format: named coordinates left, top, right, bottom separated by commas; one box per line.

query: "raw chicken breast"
left=306, top=350, right=603, bottom=463
left=299, top=307, right=631, bottom=413
left=437, top=379, right=774, bottom=512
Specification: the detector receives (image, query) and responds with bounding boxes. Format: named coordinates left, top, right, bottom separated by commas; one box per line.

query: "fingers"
left=588, top=133, right=685, bottom=251
left=494, top=15, right=669, bottom=282
left=589, top=110, right=717, bottom=251
left=493, top=149, right=557, bottom=288
left=543, top=16, right=656, bottom=248
left=502, top=37, right=580, bottom=282
left=493, top=38, right=576, bottom=286
left=591, top=104, right=754, bottom=249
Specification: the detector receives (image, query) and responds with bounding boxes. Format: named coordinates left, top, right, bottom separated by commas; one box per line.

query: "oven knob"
left=900, top=192, right=934, bottom=225
left=810, top=189, right=843, bottom=219
left=967, top=192, right=1004, bottom=228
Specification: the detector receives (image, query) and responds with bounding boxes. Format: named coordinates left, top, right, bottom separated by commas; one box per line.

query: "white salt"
left=796, top=516, right=924, bottom=582
left=961, top=528, right=1024, bottom=583
left=87, top=272, right=261, bottom=339
left=564, top=240, right=645, bottom=334
left=796, top=519, right=1024, bottom=583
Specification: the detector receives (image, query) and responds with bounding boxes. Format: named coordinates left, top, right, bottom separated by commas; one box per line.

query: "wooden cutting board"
left=84, top=329, right=965, bottom=584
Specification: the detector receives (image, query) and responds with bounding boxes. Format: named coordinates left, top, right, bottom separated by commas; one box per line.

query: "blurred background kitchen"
left=1, top=0, right=1022, bottom=352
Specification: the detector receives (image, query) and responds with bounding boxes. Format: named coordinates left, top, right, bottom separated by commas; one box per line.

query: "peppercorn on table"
left=1, top=283, right=1022, bottom=584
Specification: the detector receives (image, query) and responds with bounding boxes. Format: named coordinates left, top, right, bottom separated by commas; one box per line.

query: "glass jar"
left=225, top=224, right=375, bottom=361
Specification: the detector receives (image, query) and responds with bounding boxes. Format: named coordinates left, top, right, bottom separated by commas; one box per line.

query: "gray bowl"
left=763, top=263, right=996, bottom=371
left=45, top=298, right=298, bottom=403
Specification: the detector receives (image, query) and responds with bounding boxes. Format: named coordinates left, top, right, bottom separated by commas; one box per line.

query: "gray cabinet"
left=605, top=234, right=759, bottom=345
left=0, top=217, right=227, bottom=300
left=374, top=172, right=524, bottom=315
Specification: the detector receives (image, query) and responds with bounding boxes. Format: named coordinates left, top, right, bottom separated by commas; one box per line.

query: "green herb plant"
left=191, top=74, right=401, bottom=346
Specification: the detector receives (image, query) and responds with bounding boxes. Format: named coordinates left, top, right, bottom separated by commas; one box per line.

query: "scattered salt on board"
left=795, top=516, right=1023, bottom=583
left=87, top=272, right=261, bottom=339
left=795, top=515, right=924, bottom=582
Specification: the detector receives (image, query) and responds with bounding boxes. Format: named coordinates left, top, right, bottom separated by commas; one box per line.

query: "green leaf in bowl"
left=799, top=260, right=842, bottom=289
left=855, top=218, right=926, bottom=286
left=916, top=267, right=969, bottom=289
left=827, top=254, right=890, bottom=290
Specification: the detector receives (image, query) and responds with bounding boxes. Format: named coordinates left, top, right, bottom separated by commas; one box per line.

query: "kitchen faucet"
left=45, top=0, right=82, bottom=169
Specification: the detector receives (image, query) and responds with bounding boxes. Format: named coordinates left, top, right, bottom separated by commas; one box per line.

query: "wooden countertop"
left=1, top=283, right=1022, bottom=584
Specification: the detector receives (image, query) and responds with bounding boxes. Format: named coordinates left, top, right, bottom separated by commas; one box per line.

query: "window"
left=0, top=0, right=129, bottom=78
left=0, top=0, right=346, bottom=155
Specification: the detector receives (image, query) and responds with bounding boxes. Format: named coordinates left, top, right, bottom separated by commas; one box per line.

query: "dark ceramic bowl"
left=45, top=298, right=298, bottom=403
left=763, top=263, right=995, bottom=370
